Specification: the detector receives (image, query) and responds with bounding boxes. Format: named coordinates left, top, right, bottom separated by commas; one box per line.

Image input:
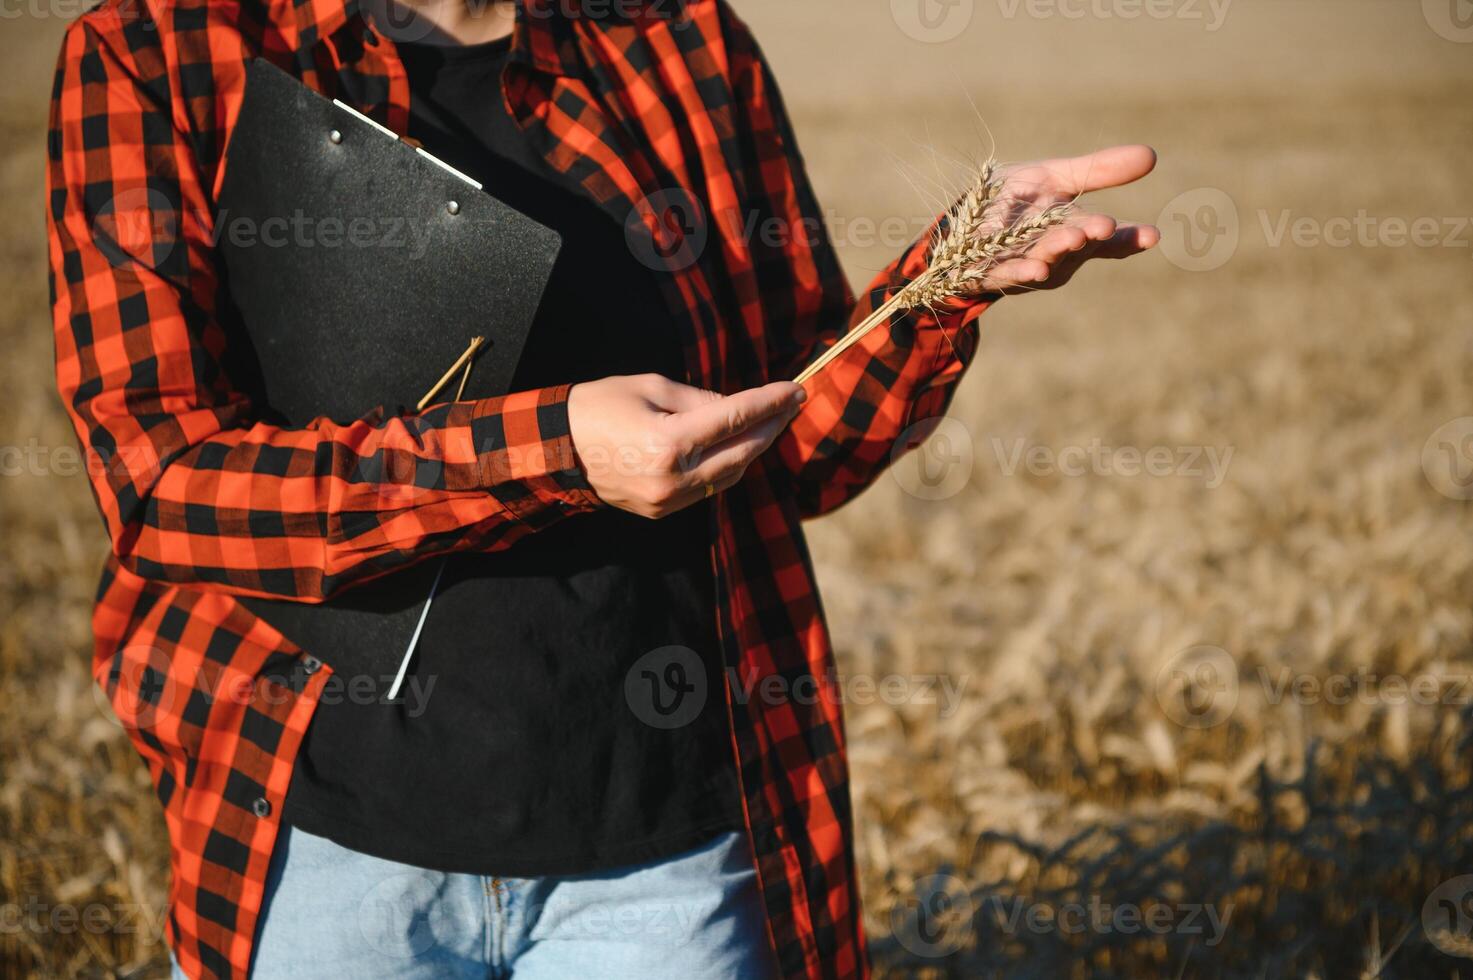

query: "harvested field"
left=3, top=1, right=1472, bottom=976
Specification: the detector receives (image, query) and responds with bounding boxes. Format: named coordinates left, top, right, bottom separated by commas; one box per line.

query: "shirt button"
left=301, top=655, right=322, bottom=675
left=252, top=797, right=272, bottom=818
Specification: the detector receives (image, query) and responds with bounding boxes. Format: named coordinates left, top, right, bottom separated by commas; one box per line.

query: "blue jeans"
left=172, top=824, right=778, bottom=979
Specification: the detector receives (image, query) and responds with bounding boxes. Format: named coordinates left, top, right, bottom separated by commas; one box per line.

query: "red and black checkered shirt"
left=46, top=0, right=990, bottom=976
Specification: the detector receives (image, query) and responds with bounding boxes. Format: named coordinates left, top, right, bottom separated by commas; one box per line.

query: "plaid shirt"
left=46, top=0, right=991, bottom=976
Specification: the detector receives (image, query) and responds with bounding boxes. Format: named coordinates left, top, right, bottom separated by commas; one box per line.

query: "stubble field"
left=3, top=1, right=1472, bottom=976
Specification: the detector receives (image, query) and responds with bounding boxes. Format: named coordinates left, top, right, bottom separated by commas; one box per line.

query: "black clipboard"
left=217, top=59, right=562, bottom=684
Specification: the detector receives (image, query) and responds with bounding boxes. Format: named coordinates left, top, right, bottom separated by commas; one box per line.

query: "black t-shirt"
left=282, top=35, right=744, bottom=876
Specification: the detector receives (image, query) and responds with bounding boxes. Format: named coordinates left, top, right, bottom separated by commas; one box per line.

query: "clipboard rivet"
left=329, top=129, right=343, bottom=145
left=447, top=200, right=461, bottom=216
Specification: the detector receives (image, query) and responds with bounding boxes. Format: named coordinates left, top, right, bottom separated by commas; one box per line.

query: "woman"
left=46, top=0, right=1158, bottom=976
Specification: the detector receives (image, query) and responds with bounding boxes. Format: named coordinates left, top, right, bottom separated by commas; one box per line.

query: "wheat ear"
left=793, top=164, right=1071, bottom=385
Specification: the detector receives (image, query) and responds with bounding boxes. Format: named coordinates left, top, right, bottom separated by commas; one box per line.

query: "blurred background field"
left=3, top=0, right=1473, bottom=976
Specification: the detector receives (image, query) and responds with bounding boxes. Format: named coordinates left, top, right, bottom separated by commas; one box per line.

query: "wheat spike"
left=794, top=162, right=1072, bottom=384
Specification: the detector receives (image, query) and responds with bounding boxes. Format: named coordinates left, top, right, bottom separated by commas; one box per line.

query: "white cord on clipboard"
left=386, top=557, right=445, bottom=701
left=331, top=99, right=484, bottom=191
left=386, top=342, right=482, bottom=702
left=317, top=99, right=490, bottom=702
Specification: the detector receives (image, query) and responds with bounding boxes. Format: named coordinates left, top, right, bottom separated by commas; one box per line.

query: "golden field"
left=3, top=1, right=1472, bottom=976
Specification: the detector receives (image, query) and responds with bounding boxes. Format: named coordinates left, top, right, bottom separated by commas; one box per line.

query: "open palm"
left=980, top=144, right=1161, bottom=294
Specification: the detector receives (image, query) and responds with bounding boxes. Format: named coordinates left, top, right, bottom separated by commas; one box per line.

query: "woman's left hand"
left=980, top=144, right=1162, bottom=294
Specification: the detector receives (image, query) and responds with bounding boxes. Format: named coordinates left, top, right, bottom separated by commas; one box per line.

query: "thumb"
left=671, top=381, right=805, bottom=449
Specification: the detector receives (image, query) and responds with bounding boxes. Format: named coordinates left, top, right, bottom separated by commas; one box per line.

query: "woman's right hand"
left=567, top=374, right=806, bottom=518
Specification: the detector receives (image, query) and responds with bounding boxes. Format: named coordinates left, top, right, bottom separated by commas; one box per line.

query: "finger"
left=1073, top=212, right=1120, bottom=242
left=992, top=215, right=1153, bottom=286
left=641, top=375, right=720, bottom=414
left=683, top=411, right=793, bottom=487
left=672, top=380, right=805, bottom=449
left=1020, top=212, right=1123, bottom=264
left=1014, top=223, right=1162, bottom=293
left=979, top=257, right=1049, bottom=291
left=1019, top=222, right=1096, bottom=267
left=1035, top=145, right=1157, bottom=197
left=661, top=463, right=748, bottom=516
left=1083, top=222, right=1161, bottom=260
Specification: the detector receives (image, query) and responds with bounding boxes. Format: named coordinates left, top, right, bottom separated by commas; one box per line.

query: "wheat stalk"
left=415, top=335, right=486, bottom=411
left=793, top=162, right=1072, bottom=385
